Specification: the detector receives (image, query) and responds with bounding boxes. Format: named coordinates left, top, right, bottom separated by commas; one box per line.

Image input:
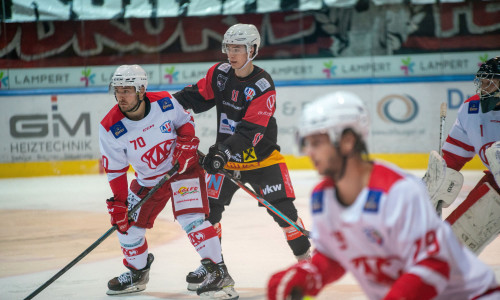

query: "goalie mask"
left=296, top=91, right=370, bottom=153
left=474, top=56, right=500, bottom=113
left=222, top=23, right=261, bottom=68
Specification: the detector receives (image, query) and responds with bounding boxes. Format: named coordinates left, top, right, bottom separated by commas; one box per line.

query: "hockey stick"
left=199, top=151, right=310, bottom=238
left=23, top=163, right=179, bottom=300
left=435, top=102, right=447, bottom=216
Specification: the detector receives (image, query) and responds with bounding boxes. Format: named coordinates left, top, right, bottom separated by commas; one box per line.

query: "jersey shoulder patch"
left=467, top=100, right=480, bottom=114
left=255, top=78, right=271, bottom=92
left=217, top=63, right=232, bottom=73
left=109, top=120, right=128, bottom=139
left=363, top=190, right=382, bottom=213
left=156, top=97, right=174, bottom=112
left=311, top=178, right=335, bottom=214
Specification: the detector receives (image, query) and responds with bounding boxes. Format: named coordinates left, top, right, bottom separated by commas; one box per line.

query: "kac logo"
left=377, top=94, right=418, bottom=124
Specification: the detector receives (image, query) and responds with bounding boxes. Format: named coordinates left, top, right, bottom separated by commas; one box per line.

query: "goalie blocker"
left=424, top=150, right=500, bottom=254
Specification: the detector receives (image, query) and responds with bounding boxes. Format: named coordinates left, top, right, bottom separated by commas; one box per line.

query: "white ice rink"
left=1, top=169, right=499, bottom=300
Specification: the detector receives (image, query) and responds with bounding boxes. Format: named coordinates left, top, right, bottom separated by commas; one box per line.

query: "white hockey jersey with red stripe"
left=310, top=161, right=498, bottom=300
left=99, top=91, right=195, bottom=201
left=442, top=94, right=500, bottom=171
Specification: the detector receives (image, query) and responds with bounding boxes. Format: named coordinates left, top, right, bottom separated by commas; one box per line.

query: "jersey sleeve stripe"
left=444, top=135, right=475, bottom=152
left=196, top=64, right=217, bottom=100
left=442, top=149, right=471, bottom=171
left=415, top=257, right=450, bottom=279
left=441, top=143, right=475, bottom=159
left=471, top=287, right=500, bottom=300
left=407, top=264, right=448, bottom=295
left=104, top=165, right=130, bottom=173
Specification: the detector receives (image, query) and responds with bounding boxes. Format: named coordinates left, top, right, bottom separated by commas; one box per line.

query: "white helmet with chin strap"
left=110, top=65, right=148, bottom=113
left=296, top=91, right=370, bottom=152
left=222, top=23, right=261, bottom=69
left=110, top=64, right=148, bottom=93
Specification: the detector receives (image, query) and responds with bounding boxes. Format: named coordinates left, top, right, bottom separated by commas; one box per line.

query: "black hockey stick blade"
left=23, top=163, right=179, bottom=300
left=198, top=150, right=310, bottom=238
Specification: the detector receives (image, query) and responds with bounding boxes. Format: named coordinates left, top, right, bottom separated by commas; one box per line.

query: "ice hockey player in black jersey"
left=173, top=23, right=312, bottom=292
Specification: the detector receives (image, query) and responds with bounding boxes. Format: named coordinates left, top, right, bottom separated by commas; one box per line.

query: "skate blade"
left=187, top=282, right=200, bottom=291
left=106, top=284, right=146, bottom=295
left=199, top=286, right=239, bottom=300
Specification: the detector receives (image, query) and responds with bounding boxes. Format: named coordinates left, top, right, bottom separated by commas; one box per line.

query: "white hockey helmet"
left=222, top=23, right=261, bottom=60
left=110, top=64, right=148, bottom=93
left=297, top=91, right=370, bottom=150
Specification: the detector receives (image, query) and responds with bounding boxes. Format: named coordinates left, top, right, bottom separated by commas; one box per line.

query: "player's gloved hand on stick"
left=267, top=261, right=323, bottom=300
left=173, top=136, right=200, bottom=174
left=106, top=197, right=134, bottom=234
left=201, top=143, right=231, bottom=174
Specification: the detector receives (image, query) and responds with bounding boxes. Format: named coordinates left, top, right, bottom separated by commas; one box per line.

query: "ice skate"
left=197, top=259, right=239, bottom=300
left=106, top=253, right=154, bottom=295
left=186, top=263, right=207, bottom=291
left=296, top=248, right=311, bottom=261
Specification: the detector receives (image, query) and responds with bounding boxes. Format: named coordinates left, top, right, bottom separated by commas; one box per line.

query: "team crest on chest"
left=160, top=120, right=172, bottom=133
left=363, top=227, right=384, bottom=245
left=244, top=87, right=256, bottom=101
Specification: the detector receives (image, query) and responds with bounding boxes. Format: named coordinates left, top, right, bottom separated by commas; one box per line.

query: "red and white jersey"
left=99, top=91, right=195, bottom=201
left=310, top=161, right=498, bottom=300
left=442, top=94, right=500, bottom=171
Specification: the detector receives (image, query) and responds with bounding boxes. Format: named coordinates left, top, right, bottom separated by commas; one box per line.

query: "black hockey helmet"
left=474, top=56, right=500, bottom=113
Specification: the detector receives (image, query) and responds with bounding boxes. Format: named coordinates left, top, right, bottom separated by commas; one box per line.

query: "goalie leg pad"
left=485, top=141, right=500, bottom=189
left=446, top=182, right=500, bottom=255
left=423, top=150, right=464, bottom=210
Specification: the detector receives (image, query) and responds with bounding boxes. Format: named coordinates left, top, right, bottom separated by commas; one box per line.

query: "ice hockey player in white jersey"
left=423, top=56, right=500, bottom=255
left=267, top=91, right=500, bottom=300
left=99, top=65, right=238, bottom=299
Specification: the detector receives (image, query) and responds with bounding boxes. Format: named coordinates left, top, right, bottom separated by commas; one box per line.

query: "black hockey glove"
left=202, top=144, right=231, bottom=174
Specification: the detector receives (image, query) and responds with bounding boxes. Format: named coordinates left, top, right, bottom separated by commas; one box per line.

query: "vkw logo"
left=377, top=94, right=418, bottom=124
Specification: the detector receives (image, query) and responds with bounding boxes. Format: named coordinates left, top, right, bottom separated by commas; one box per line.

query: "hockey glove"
left=201, top=144, right=231, bottom=174
left=106, top=197, right=134, bottom=234
left=267, top=261, right=323, bottom=300
left=173, top=136, right=200, bottom=174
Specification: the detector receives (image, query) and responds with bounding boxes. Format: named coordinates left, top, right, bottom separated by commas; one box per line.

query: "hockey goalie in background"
left=423, top=56, right=500, bottom=255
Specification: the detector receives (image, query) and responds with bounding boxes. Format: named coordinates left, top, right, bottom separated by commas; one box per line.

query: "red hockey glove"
left=173, top=136, right=200, bottom=174
left=267, top=261, right=323, bottom=300
left=106, top=197, right=134, bottom=233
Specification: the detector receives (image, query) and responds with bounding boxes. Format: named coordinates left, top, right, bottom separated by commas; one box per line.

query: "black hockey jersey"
left=173, top=62, right=282, bottom=169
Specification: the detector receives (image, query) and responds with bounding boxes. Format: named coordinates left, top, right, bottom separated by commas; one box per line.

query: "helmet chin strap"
left=126, top=94, right=143, bottom=113
left=232, top=46, right=257, bottom=71
left=116, top=93, right=143, bottom=114
left=232, top=56, right=253, bottom=71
